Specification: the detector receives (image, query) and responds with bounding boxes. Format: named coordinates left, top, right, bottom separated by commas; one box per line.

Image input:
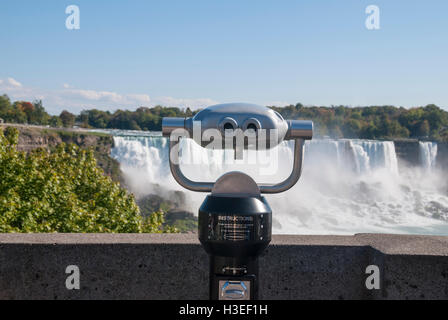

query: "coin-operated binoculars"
left=162, top=103, right=313, bottom=300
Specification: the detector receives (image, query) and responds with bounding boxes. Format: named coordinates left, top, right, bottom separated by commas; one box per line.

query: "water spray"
left=162, top=103, right=313, bottom=300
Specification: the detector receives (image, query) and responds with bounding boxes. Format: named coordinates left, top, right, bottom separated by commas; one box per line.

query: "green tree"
left=30, top=100, right=50, bottom=125
left=59, top=110, right=76, bottom=128
left=342, top=119, right=362, bottom=138
left=0, top=95, right=11, bottom=117
left=0, top=127, right=175, bottom=233
left=10, top=102, right=27, bottom=123
left=416, top=120, right=430, bottom=137
left=330, top=125, right=343, bottom=138
left=49, top=116, right=63, bottom=128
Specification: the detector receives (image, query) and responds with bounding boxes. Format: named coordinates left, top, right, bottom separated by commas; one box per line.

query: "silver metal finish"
left=193, top=103, right=289, bottom=148
left=286, top=120, right=313, bottom=140
left=259, top=138, right=305, bottom=193
left=168, top=138, right=305, bottom=194
left=169, top=140, right=214, bottom=192
left=211, top=172, right=260, bottom=198
left=218, top=117, right=238, bottom=133
left=242, top=117, right=262, bottom=132
left=163, top=103, right=312, bottom=193
left=161, top=103, right=312, bottom=142
left=162, top=117, right=185, bottom=137
left=219, top=280, right=250, bottom=300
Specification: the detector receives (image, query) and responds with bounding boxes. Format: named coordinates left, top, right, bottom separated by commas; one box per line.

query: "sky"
left=0, top=0, right=447, bottom=114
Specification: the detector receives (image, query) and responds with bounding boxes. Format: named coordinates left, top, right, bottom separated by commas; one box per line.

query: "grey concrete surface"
left=0, top=233, right=447, bottom=300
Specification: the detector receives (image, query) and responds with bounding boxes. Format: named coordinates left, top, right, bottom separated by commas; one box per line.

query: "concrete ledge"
left=0, top=234, right=447, bottom=300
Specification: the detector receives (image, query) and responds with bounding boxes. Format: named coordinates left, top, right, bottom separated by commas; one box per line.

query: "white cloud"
left=127, top=94, right=151, bottom=104
left=0, top=77, right=23, bottom=89
left=63, top=89, right=151, bottom=106
left=66, top=89, right=124, bottom=102
left=153, top=96, right=218, bottom=110
left=6, top=78, right=22, bottom=88
left=0, top=77, right=218, bottom=114
left=0, top=78, right=34, bottom=101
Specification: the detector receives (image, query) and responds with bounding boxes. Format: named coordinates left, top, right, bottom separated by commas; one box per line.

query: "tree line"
left=270, top=103, right=448, bottom=141
left=1, top=94, right=447, bottom=141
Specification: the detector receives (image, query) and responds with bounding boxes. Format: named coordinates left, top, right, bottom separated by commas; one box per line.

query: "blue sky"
left=0, top=0, right=447, bottom=114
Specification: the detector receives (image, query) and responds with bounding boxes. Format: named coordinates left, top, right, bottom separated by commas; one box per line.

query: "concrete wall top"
left=1, top=233, right=448, bottom=256
left=1, top=233, right=448, bottom=299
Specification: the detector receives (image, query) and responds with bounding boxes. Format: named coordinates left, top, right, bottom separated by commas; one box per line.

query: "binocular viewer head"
left=162, top=103, right=313, bottom=194
left=162, top=103, right=313, bottom=150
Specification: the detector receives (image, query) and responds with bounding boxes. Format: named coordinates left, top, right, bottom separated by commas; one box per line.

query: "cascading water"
left=111, top=134, right=171, bottom=194
left=419, top=141, right=438, bottom=169
left=304, top=140, right=399, bottom=175
left=110, top=132, right=448, bottom=235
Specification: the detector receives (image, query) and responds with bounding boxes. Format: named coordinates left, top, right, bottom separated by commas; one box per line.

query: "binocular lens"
left=247, top=123, right=257, bottom=132
left=223, top=122, right=234, bottom=131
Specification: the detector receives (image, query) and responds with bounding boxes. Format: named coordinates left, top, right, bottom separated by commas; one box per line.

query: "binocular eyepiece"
left=162, top=103, right=313, bottom=150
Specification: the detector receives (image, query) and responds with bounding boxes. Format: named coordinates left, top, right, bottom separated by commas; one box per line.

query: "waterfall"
left=303, top=139, right=398, bottom=175
left=419, top=142, right=438, bottom=169
left=110, top=132, right=448, bottom=236
left=111, top=135, right=170, bottom=192
left=111, top=136, right=400, bottom=187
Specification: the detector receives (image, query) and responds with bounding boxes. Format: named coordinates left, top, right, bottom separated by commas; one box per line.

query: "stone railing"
left=0, top=233, right=447, bottom=300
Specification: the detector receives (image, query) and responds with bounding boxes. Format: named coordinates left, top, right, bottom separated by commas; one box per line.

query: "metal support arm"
left=169, top=138, right=305, bottom=194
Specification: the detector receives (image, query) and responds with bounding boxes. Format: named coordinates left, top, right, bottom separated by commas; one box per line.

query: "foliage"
left=137, top=193, right=196, bottom=233
left=0, top=127, right=177, bottom=233
left=59, top=110, right=76, bottom=128
left=72, top=103, right=448, bottom=141
left=164, top=213, right=197, bottom=233
left=270, top=103, right=448, bottom=141
left=2, top=93, right=448, bottom=141
left=77, top=106, right=195, bottom=131
left=0, top=95, right=50, bottom=125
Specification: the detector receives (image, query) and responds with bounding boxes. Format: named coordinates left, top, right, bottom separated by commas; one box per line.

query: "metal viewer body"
left=162, top=103, right=313, bottom=300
